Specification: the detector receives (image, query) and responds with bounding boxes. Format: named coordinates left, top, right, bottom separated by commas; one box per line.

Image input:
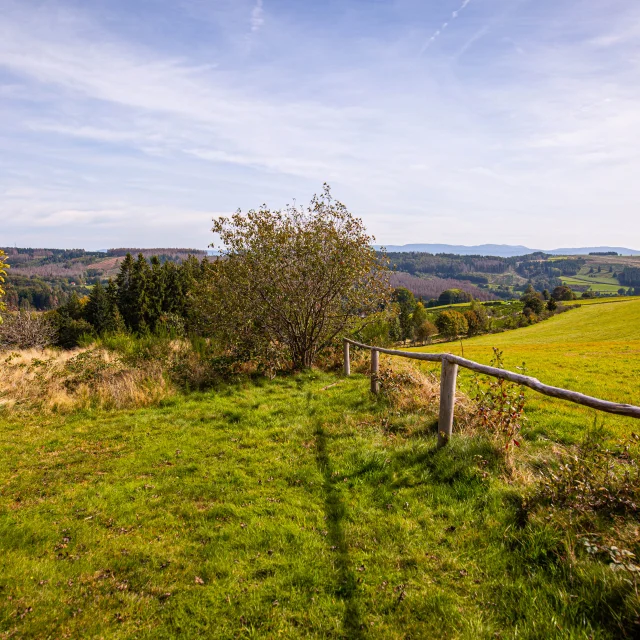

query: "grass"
left=561, top=276, right=622, bottom=293
left=2, top=298, right=640, bottom=638
left=2, top=371, right=638, bottom=639
left=413, top=297, right=640, bottom=442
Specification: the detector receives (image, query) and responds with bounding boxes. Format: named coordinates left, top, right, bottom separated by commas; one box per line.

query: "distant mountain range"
left=376, top=244, right=640, bottom=257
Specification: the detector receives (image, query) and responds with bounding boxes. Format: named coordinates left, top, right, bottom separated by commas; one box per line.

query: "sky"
left=1, top=0, right=640, bottom=250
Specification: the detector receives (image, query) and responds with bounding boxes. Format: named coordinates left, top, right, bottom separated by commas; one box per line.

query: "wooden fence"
left=343, top=338, right=640, bottom=448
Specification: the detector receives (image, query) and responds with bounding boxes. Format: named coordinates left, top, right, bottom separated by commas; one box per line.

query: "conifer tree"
left=129, top=254, right=151, bottom=333
left=84, top=281, right=112, bottom=334
left=116, top=253, right=137, bottom=330
left=148, top=256, right=165, bottom=330
left=162, top=261, right=181, bottom=315
left=105, top=279, right=126, bottom=333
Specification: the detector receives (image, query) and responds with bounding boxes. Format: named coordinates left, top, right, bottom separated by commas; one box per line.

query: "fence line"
left=343, top=338, right=640, bottom=448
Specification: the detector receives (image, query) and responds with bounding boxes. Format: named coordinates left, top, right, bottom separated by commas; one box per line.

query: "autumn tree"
left=416, top=320, right=437, bottom=345
left=435, top=310, right=468, bottom=339
left=199, top=185, right=390, bottom=369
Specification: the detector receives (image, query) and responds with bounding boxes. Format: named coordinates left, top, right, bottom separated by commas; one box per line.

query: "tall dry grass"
left=0, top=347, right=172, bottom=414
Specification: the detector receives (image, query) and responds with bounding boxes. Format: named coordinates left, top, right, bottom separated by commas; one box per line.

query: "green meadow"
left=1, top=298, right=639, bottom=638
left=414, top=297, right=640, bottom=441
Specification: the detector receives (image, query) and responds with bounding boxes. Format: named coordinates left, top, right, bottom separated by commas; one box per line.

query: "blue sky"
left=1, top=0, right=639, bottom=249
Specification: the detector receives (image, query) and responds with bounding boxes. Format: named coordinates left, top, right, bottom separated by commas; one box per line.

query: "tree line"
left=51, top=253, right=207, bottom=347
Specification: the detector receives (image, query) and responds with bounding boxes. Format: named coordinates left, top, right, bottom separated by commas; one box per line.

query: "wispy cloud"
left=1, top=0, right=640, bottom=249
left=422, top=0, right=475, bottom=52
left=251, top=0, right=264, bottom=33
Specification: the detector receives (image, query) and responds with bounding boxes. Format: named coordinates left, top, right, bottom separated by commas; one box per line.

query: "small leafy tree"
left=435, top=310, right=468, bottom=339
left=392, top=287, right=416, bottom=342
left=416, top=320, right=437, bottom=344
left=199, top=185, right=390, bottom=369
left=464, top=301, right=489, bottom=336
left=411, top=301, right=428, bottom=342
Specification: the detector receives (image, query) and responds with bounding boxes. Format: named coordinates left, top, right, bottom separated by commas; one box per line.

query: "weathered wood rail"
left=343, top=338, right=640, bottom=448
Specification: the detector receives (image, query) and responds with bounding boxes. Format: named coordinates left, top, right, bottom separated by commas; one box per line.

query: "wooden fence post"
left=343, top=340, right=351, bottom=376
left=370, top=349, right=379, bottom=394
left=437, top=357, right=458, bottom=448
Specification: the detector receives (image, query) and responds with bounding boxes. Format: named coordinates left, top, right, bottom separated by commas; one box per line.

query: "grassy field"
left=2, top=370, right=639, bottom=639
left=2, top=298, right=640, bottom=638
left=560, top=276, right=622, bottom=293
left=414, top=297, right=640, bottom=442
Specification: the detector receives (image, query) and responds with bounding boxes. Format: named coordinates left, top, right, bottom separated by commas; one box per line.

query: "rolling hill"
left=413, top=297, right=640, bottom=439
left=378, top=244, right=640, bottom=257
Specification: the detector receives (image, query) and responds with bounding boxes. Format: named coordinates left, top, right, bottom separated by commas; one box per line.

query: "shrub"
left=535, top=428, right=640, bottom=517
left=472, top=348, right=526, bottom=452
left=0, top=311, right=56, bottom=350
left=55, top=317, right=95, bottom=349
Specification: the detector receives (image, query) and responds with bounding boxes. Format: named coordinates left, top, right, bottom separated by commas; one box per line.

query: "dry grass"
left=0, top=347, right=172, bottom=414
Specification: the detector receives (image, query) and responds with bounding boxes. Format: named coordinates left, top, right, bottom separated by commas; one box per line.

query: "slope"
left=414, top=298, right=640, bottom=440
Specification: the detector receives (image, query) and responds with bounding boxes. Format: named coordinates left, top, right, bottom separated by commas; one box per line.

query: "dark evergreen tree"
left=129, top=254, right=151, bottom=333
left=105, top=279, right=126, bottom=333
left=84, top=281, right=112, bottom=334
left=116, top=253, right=136, bottom=330
left=162, top=261, right=182, bottom=315
left=147, top=256, right=165, bottom=331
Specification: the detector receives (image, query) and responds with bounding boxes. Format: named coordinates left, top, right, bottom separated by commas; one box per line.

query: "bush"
left=198, top=185, right=390, bottom=370
left=55, top=316, right=95, bottom=349
left=0, top=311, right=56, bottom=350
left=472, top=348, right=526, bottom=452
left=535, top=428, right=640, bottom=517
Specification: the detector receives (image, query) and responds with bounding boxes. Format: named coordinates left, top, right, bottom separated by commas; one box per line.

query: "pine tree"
left=116, top=253, right=136, bottom=330
left=147, top=256, right=165, bottom=331
left=162, top=261, right=181, bottom=315
left=84, top=281, right=111, bottom=334
left=105, top=279, right=126, bottom=333
left=129, top=254, right=151, bottom=333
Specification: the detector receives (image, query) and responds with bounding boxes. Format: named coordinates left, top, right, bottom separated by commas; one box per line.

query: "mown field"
left=414, top=297, right=640, bottom=441
left=2, top=298, right=640, bottom=638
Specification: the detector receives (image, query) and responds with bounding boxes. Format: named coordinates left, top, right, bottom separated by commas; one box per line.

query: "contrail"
left=421, top=0, right=474, bottom=52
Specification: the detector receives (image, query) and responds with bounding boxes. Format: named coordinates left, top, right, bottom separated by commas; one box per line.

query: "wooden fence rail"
left=343, top=338, right=640, bottom=448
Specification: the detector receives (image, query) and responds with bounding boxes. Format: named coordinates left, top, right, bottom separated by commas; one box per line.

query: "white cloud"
left=251, top=0, right=264, bottom=33
left=1, top=0, right=640, bottom=248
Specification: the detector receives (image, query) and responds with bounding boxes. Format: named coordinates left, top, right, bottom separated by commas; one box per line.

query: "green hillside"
left=414, top=298, right=640, bottom=440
